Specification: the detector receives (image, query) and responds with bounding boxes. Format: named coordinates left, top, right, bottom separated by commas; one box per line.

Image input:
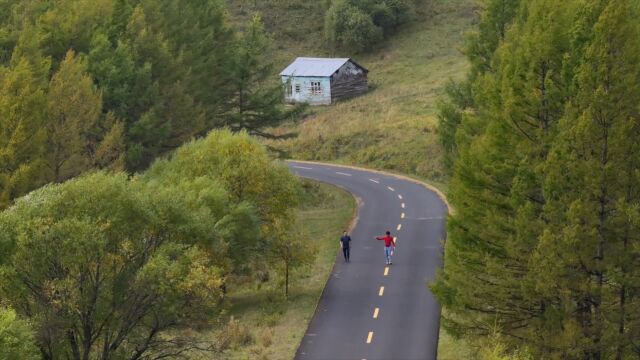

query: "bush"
left=325, top=1, right=382, bottom=52
left=324, top=0, right=412, bottom=52
left=0, top=307, right=39, bottom=360
left=216, top=317, right=254, bottom=351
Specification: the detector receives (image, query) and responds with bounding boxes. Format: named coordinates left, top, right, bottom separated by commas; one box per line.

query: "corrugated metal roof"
left=280, top=57, right=365, bottom=77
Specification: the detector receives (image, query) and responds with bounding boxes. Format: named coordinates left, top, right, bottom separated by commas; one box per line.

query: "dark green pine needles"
left=433, top=0, right=640, bottom=358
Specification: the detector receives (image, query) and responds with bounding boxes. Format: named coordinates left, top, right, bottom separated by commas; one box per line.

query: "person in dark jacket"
left=340, top=231, right=352, bottom=262
left=376, top=231, right=396, bottom=265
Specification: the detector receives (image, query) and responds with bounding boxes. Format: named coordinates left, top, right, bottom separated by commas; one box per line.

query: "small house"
left=280, top=57, right=369, bottom=105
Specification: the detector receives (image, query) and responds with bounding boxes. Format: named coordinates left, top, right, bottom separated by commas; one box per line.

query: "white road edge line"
left=387, top=186, right=395, bottom=192
left=293, top=166, right=313, bottom=170
left=366, top=331, right=374, bottom=344
left=369, top=179, right=380, bottom=184
left=336, top=172, right=352, bottom=176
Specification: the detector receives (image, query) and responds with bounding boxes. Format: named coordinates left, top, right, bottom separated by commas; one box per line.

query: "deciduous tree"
left=0, top=173, right=225, bottom=359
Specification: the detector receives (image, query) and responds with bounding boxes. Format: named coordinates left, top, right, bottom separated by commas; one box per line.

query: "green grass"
left=188, top=180, right=356, bottom=359
left=262, top=0, right=477, bottom=182
left=438, top=329, right=474, bottom=360
left=226, top=0, right=330, bottom=70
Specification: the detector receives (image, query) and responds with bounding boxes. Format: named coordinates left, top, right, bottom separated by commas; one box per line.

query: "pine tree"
left=227, top=15, right=304, bottom=138
left=539, top=0, right=640, bottom=357
left=435, top=0, right=640, bottom=357
left=437, top=0, right=521, bottom=172
left=123, top=5, right=205, bottom=169
left=92, top=112, right=125, bottom=171
left=45, top=50, right=103, bottom=183
left=140, top=0, right=235, bottom=124
left=466, top=0, right=522, bottom=78
left=432, top=0, right=576, bottom=353
left=0, top=58, right=48, bottom=209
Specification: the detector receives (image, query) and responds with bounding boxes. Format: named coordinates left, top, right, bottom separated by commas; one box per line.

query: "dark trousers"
left=342, top=247, right=350, bottom=261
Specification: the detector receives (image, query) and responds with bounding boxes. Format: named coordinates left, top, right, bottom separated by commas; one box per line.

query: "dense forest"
left=434, top=0, right=640, bottom=358
left=0, top=0, right=319, bottom=358
left=0, top=0, right=303, bottom=210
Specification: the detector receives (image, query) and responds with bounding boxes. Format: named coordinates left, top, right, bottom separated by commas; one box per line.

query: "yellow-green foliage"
left=144, top=129, right=299, bottom=236
left=0, top=307, right=39, bottom=360
left=437, top=330, right=473, bottom=360
left=0, top=130, right=304, bottom=359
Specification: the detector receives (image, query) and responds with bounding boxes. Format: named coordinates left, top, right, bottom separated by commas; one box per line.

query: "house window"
left=295, top=84, right=301, bottom=94
left=310, top=81, right=322, bottom=95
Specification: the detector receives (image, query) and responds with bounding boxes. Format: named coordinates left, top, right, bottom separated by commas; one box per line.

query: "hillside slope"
left=238, top=0, right=477, bottom=183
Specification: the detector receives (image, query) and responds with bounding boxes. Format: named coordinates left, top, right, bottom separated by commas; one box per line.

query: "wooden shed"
left=280, top=57, right=369, bottom=105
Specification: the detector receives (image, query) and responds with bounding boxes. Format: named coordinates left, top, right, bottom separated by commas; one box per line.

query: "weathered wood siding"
left=281, top=75, right=332, bottom=105
left=330, top=61, right=368, bottom=102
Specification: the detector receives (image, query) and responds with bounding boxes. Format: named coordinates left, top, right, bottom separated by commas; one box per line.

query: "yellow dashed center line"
left=366, top=331, right=374, bottom=344
left=373, top=307, right=379, bottom=319
left=384, top=267, right=389, bottom=276
left=379, top=286, right=385, bottom=296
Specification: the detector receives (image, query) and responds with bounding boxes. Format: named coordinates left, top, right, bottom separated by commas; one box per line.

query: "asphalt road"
left=288, top=161, right=448, bottom=360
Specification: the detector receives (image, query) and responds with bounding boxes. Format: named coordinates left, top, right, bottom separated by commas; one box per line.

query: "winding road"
left=288, top=161, right=448, bottom=360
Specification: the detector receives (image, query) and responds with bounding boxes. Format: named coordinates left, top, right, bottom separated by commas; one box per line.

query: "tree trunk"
left=285, top=260, right=289, bottom=300
left=616, top=213, right=630, bottom=360
left=68, top=330, right=81, bottom=360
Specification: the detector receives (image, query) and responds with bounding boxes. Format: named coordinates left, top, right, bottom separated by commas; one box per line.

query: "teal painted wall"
left=282, top=76, right=332, bottom=105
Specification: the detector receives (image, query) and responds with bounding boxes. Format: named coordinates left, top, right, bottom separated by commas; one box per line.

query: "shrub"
left=216, top=317, right=254, bottom=351
left=325, top=1, right=383, bottom=52
left=324, top=0, right=413, bottom=52
left=0, top=307, right=39, bottom=360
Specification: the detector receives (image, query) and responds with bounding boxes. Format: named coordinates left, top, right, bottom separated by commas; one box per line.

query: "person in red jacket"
left=376, top=231, right=396, bottom=265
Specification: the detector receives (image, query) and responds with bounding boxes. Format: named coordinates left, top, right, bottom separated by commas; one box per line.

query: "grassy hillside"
left=236, top=0, right=478, bottom=183
left=226, top=0, right=329, bottom=69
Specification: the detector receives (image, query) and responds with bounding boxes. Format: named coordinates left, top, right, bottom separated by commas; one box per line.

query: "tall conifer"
left=45, top=50, right=102, bottom=182
left=539, top=0, right=640, bottom=357
left=433, top=0, right=576, bottom=353
left=0, top=58, right=48, bottom=209
left=227, top=15, right=304, bottom=138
